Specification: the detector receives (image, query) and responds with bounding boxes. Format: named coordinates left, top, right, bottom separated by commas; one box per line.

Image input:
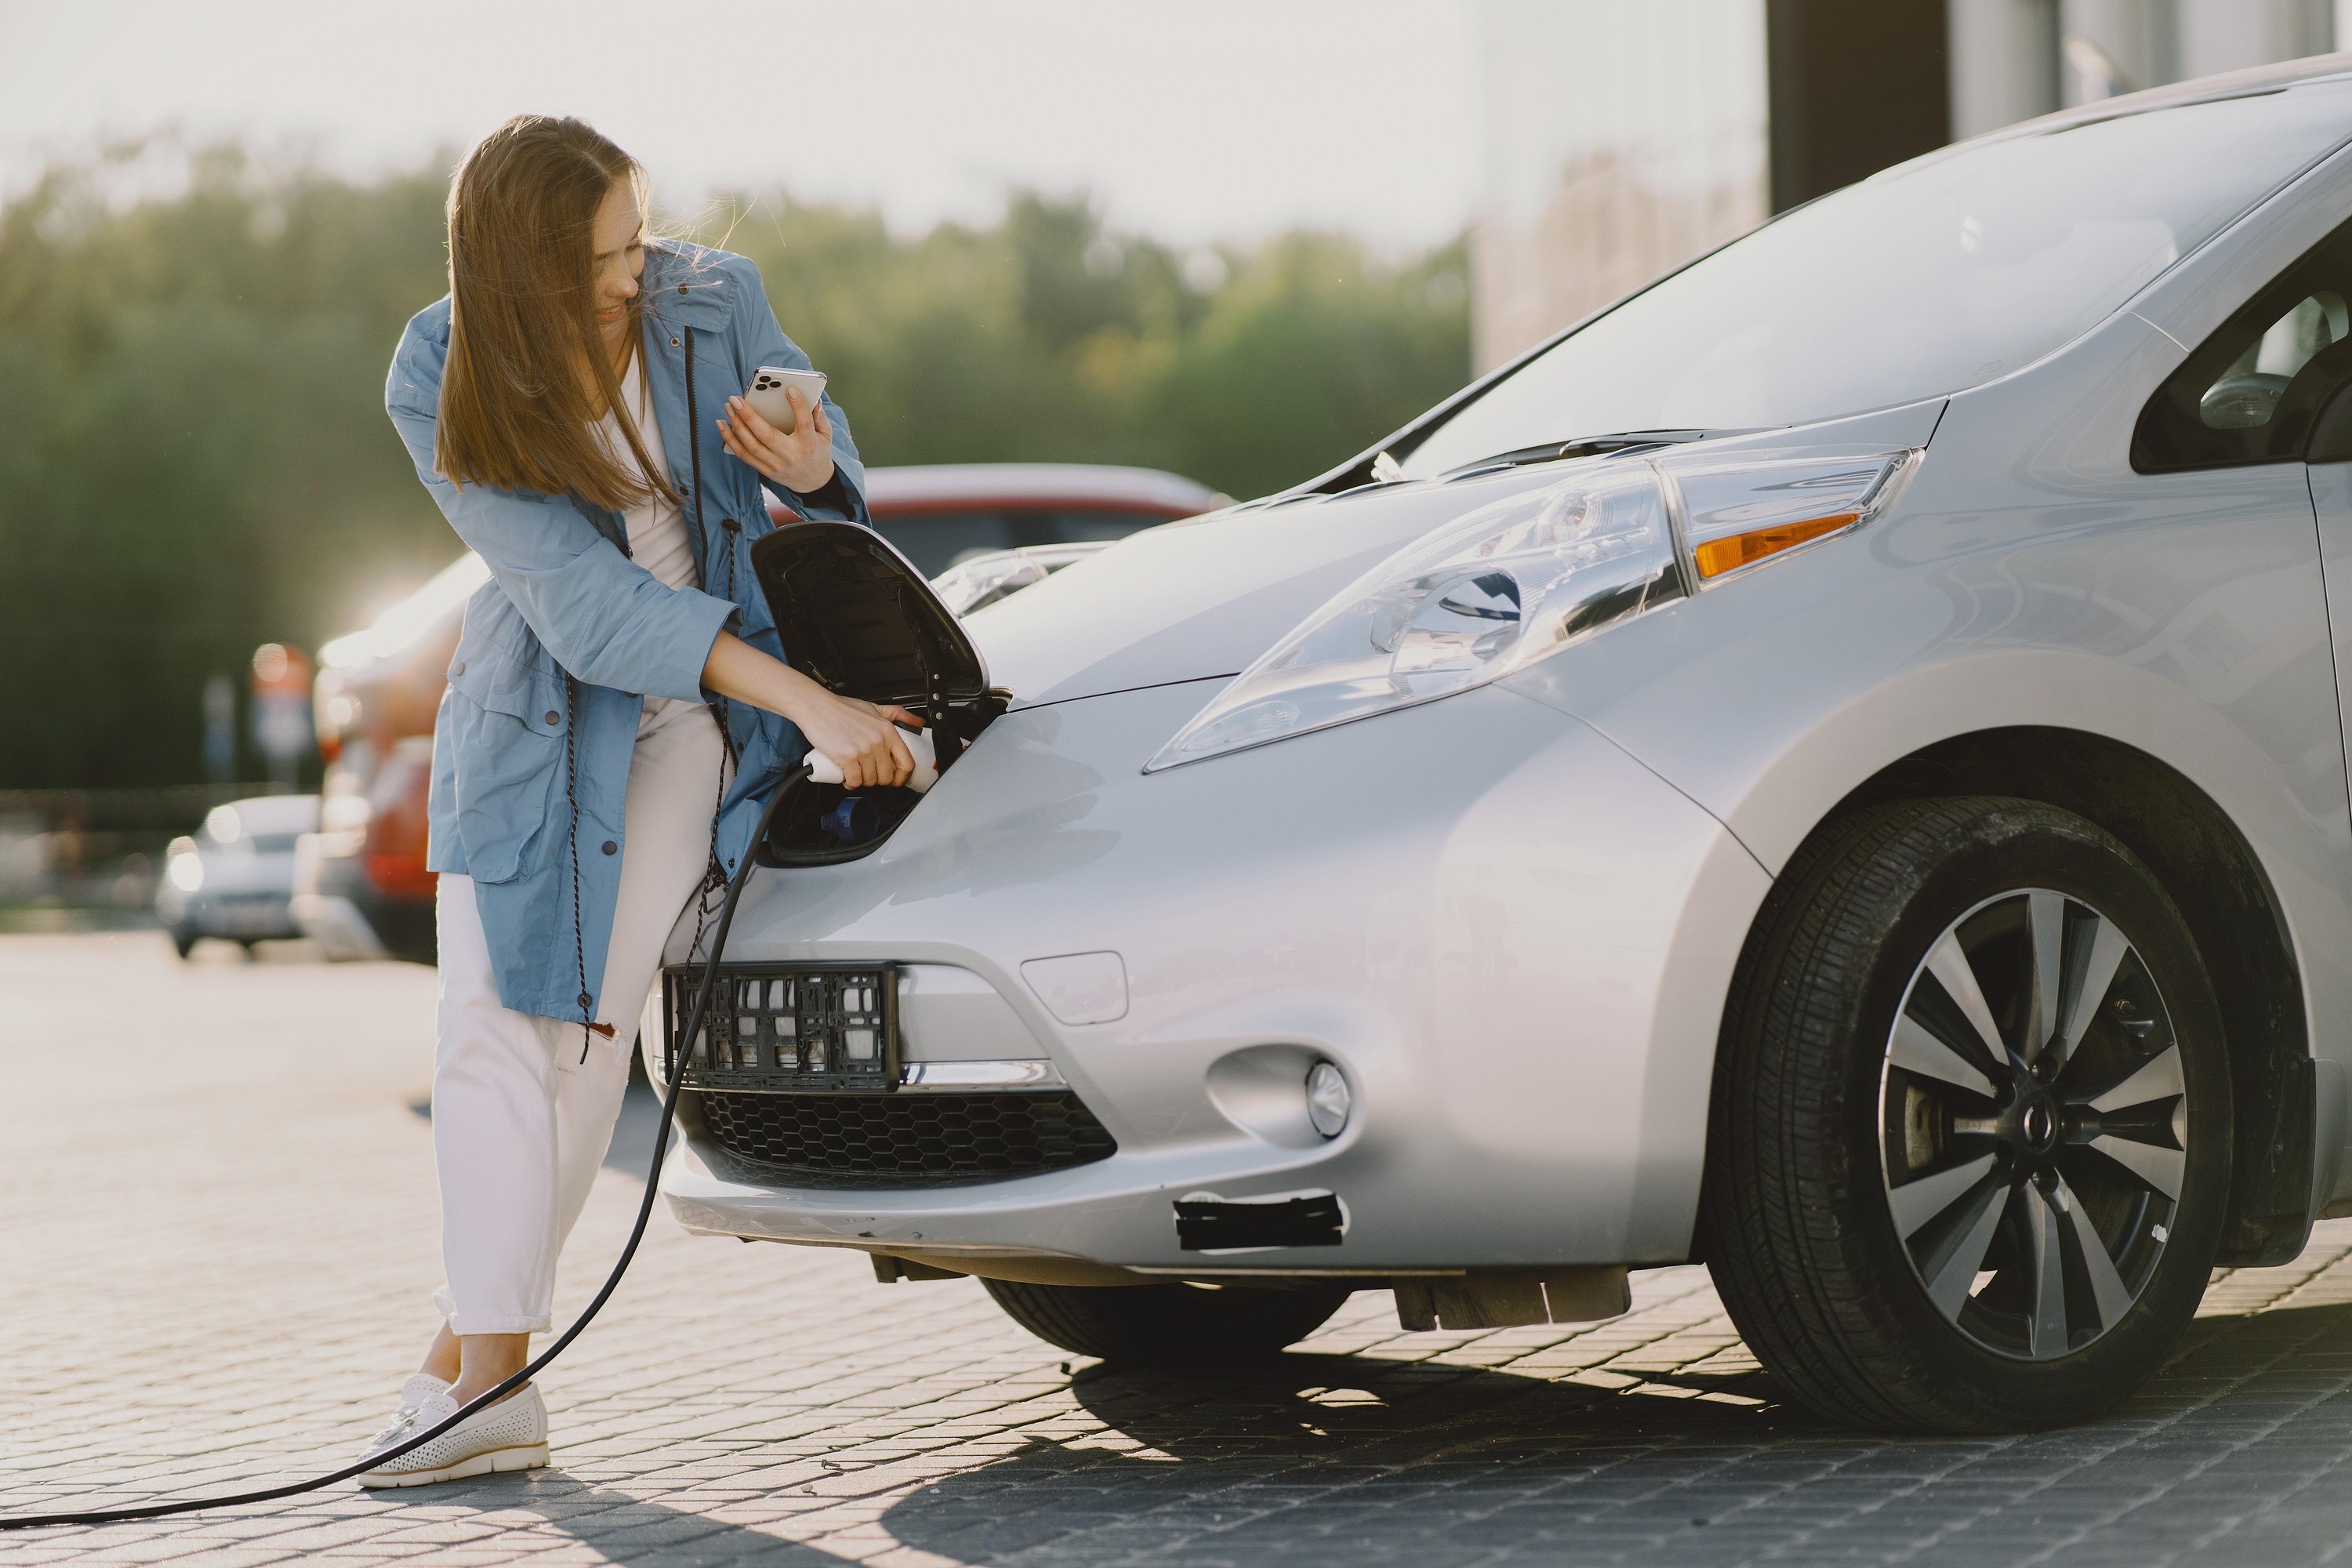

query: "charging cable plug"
left=807, top=724, right=938, bottom=794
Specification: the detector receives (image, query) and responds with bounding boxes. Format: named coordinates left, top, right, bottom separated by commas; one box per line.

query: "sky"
left=0, top=0, right=1481, bottom=249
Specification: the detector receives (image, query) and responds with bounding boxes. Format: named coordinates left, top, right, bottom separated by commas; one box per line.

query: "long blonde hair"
left=434, top=114, right=672, bottom=510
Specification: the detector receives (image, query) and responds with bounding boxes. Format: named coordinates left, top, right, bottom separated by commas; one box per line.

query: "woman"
left=360, top=115, right=916, bottom=1486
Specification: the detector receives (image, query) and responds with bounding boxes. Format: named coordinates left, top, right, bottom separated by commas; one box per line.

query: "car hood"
left=964, top=401, right=1952, bottom=710
left=964, top=466, right=1566, bottom=709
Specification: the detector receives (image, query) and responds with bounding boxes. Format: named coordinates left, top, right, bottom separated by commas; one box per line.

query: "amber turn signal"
left=1691, top=511, right=1860, bottom=579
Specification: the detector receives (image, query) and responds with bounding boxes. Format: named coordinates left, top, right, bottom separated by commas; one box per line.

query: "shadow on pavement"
left=601, top=1077, right=663, bottom=1177
left=361, top=1298, right=2352, bottom=1566
left=372, top=1352, right=1791, bottom=1565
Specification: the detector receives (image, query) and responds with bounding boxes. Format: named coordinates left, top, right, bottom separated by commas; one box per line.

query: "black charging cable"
left=1, top=775, right=803, bottom=1531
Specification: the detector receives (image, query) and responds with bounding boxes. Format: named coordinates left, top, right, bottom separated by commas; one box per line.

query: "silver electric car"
left=644, top=58, right=2352, bottom=1431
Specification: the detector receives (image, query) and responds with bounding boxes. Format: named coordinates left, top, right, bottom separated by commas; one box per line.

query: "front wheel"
left=1703, top=797, right=2231, bottom=1432
left=983, top=1279, right=1353, bottom=1363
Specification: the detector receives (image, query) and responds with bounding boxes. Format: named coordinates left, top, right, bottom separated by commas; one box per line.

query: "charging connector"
left=806, top=724, right=938, bottom=793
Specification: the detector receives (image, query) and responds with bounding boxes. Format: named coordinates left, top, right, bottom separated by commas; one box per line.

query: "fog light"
left=1305, top=1061, right=1351, bottom=1138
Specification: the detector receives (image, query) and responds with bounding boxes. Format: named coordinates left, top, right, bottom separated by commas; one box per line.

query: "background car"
left=293, top=463, right=1219, bottom=964
left=929, top=543, right=1116, bottom=617
left=292, top=553, right=484, bottom=964
left=860, top=463, right=1221, bottom=575
left=155, top=793, right=319, bottom=958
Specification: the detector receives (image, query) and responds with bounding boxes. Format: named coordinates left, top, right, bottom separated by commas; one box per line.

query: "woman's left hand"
left=717, top=386, right=836, bottom=493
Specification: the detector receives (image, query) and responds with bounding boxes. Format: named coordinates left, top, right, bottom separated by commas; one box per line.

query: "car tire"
left=1702, top=796, right=2231, bottom=1432
left=982, top=1279, right=1353, bottom=1363
left=172, top=931, right=198, bottom=960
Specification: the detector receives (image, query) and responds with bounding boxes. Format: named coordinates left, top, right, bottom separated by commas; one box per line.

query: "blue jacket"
left=385, top=241, right=866, bottom=1020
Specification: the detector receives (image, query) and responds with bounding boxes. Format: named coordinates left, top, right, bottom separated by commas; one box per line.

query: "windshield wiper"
left=1446, top=429, right=1722, bottom=478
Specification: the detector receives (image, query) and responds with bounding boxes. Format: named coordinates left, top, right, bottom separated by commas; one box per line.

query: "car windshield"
left=1401, top=82, right=2352, bottom=480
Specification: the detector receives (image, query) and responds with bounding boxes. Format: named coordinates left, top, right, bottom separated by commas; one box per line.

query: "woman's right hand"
left=700, top=631, right=923, bottom=788
left=792, top=689, right=922, bottom=789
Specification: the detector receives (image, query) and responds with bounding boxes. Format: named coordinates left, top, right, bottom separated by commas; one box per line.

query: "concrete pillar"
left=2174, top=0, right=2331, bottom=78
left=2060, top=0, right=2173, bottom=101
left=1766, top=0, right=1953, bottom=209
left=1468, top=0, right=1769, bottom=372
left=1948, top=0, right=2062, bottom=136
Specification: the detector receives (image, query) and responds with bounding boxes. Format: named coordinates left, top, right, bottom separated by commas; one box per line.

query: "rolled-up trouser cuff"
left=447, top=1313, right=554, bottom=1336
left=434, top=1284, right=552, bottom=1337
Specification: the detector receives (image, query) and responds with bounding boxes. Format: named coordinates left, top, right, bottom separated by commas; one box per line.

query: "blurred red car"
left=293, top=463, right=1221, bottom=963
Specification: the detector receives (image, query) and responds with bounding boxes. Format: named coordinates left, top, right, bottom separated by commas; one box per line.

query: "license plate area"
left=662, top=964, right=899, bottom=1091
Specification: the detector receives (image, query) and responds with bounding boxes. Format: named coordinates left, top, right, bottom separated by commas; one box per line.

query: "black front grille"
left=663, top=964, right=897, bottom=1091
left=692, top=1089, right=1117, bottom=1181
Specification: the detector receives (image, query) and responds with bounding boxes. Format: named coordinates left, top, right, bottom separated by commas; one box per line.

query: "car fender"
left=1508, top=510, right=2352, bottom=1224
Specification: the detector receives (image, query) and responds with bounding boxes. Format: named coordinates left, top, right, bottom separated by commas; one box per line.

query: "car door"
left=2136, top=212, right=2352, bottom=791
left=2139, top=213, right=2352, bottom=1207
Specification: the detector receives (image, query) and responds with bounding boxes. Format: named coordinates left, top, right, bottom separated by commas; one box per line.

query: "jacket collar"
left=641, top=243, right=733, bottom=331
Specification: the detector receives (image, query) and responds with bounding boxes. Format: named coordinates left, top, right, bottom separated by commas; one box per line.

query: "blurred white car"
left=930, top=542, right=1115, bottom=616
left=156, top=795, right=319, bottom=957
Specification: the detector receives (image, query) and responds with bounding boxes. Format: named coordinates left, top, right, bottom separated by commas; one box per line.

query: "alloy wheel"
left=1879, top=888, right=2190, bottom=1360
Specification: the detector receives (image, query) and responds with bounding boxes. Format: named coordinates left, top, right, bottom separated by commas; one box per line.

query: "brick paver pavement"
left=13, top=930, right=2352, bottom=1566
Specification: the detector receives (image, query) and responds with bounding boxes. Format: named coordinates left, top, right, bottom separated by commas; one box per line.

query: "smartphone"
left=743, top=366, right=828, bottom=435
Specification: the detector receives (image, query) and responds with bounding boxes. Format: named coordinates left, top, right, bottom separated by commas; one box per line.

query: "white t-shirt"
left=593, top=352, right=707, bottom=731
left=593, top=352, right=696, bottom=593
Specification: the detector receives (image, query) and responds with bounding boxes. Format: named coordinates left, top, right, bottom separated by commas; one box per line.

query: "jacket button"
left=451, top=661, right=465, bottom=676
left=670, top=336, right=680, bottom=347
left=678, top=284, right=688, bottom=294
left=544, top=710, right=561, bottom=725
left=602, top=840, right=617, bottom=855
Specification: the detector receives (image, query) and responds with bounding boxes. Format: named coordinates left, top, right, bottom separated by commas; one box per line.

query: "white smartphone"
left=743, top=365, right=828, bottom=435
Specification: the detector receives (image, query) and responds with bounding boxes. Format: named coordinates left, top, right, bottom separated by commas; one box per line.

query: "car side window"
left=2134, top=219, right=2352, bottom=471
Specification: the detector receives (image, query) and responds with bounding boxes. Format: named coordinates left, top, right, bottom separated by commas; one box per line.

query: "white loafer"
left=357, top=1384, right=549, bottom=1488
left=357, top=1374, right=447, bottom=1457
left=394, top=1374, right=448, bottom=1416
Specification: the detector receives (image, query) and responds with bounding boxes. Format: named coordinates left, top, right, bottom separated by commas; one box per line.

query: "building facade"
left=1473, top=0, right=2348, bottom=372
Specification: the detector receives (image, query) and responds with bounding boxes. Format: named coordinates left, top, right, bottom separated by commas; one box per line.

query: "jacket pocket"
left=444, top=642, right=568, bottom=885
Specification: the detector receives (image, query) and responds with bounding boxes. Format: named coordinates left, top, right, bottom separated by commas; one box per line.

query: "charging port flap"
left=750, top=522, right=1010, bottom=864
left=750, top=521, right=994, bottom=713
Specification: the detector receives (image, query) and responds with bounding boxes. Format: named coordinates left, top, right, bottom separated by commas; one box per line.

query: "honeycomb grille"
left=691, top=1090, right=1117, bottom=1181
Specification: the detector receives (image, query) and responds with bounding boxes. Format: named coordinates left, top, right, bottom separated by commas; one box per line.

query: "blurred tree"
left=0, top=153, right=1468, bottom=789
left=0, top=146, right=452, bottom=789
left=1133, top=231, right=1473, bottom=500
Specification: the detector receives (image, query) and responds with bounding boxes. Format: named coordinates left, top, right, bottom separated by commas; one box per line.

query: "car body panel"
left=973, top=398, right=1951, bottom=714
left=1506, top=284, right=2352, bottom=1217
left=968, top=477, right=1534, bottom=708
left=659, top=677, right=1768, bottom=1266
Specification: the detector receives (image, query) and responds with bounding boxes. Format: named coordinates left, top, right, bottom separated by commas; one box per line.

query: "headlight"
left=1147, top=449, right=1914, bottom=771
left=167, top=850, right=205, bottom=893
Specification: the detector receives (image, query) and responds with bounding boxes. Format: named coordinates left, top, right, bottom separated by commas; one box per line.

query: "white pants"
left=431, top=697, right=726, bottom=1335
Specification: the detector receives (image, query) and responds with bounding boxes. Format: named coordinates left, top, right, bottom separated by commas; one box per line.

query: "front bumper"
left=658, top=677, right=1770, bottom=1274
